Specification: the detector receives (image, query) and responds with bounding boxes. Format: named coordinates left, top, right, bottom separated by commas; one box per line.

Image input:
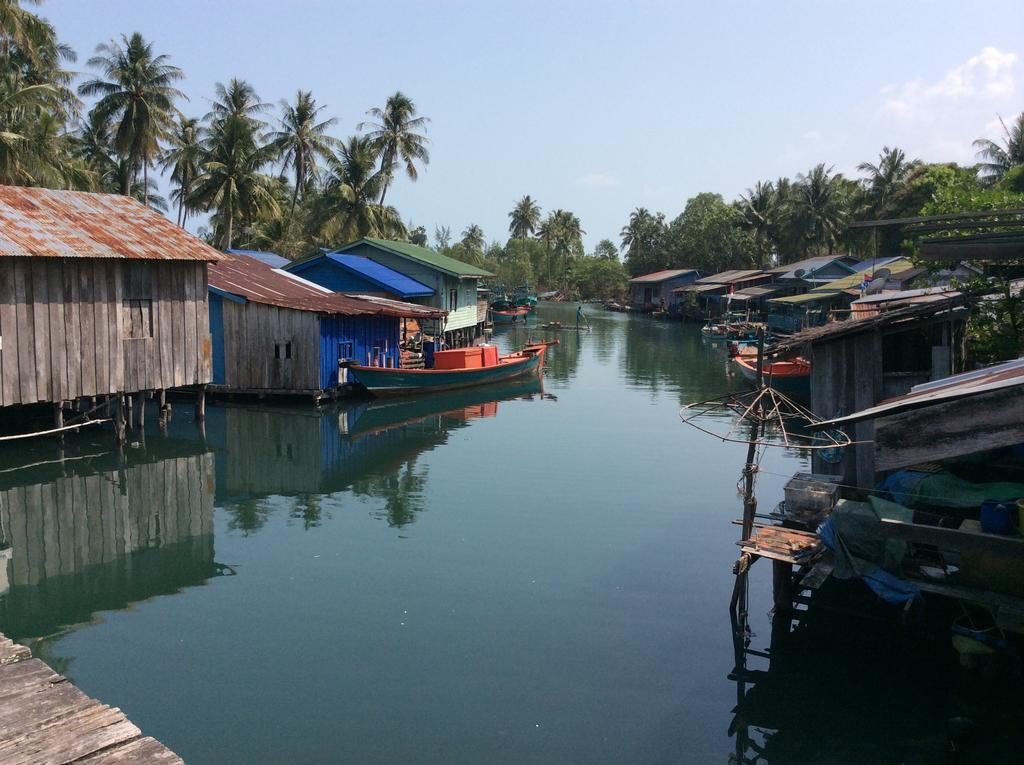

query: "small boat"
left=733, top=354, right=810, bottom=396
left=491, top=306, right=532, bottom=323
left=490, top=296, right=514, bottom=311
left=538, top=321, right=589, bottom=332
left=345, top=341, right=557, bottom=398
left=514, top=293, right=538, bottom=311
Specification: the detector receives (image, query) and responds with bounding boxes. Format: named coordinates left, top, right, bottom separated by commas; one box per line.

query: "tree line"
left=0, top=1, right=430, bottom=258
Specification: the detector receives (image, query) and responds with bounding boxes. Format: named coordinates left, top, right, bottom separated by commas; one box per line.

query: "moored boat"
left=345, top=341, right=557, bottom=398
left=733, top=353, right=811, bottom=396
left=491, top=306, right=532, bottom=323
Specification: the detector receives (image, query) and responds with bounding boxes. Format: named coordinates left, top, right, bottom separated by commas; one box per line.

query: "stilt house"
left=0, top=186, right=220, bottom=411
left=207, top=253, right=446, bottom=398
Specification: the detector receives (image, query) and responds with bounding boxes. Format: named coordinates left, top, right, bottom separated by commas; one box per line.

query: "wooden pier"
left=0, top=633, right=182, bottom=764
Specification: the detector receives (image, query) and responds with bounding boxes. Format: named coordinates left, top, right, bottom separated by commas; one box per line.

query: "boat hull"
left=733, top=356, right=811, bottom=396
left=491, top=308, right=531, bottom=323
left=348, top=346, right=549, bottom=398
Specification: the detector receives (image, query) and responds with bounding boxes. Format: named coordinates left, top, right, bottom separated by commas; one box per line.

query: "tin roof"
left=0, top=186, right=223, bottom=261
left=695, top=269, right=766, bottom=284
left=628, top=268, right=698, bottom=284
left=673, top=283, right=724, bottom=294
left=226, top=248, right=290, bottom=268
left=811, top=357, right=1024, bottom=429
left=730, top=285, right=782, bottom=300
left=208, top=253, right=446, bottom=319
left=288, top=252, right=434, bottom=298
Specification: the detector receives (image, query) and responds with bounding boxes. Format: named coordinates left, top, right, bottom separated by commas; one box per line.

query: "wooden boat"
left=345, top=341, right=556, bottom=398
left=538, top=321, right=589, bottom=332
left=733, top=353, right=811, bottom=396
left=491, top=306, right=532, bottom=323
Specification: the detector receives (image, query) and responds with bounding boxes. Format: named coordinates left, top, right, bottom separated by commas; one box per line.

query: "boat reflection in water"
left=0, top=437, right=223, bottom=648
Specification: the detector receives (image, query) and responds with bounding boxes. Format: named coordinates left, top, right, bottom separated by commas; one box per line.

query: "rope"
left=0, top=418, right=111, bottom=442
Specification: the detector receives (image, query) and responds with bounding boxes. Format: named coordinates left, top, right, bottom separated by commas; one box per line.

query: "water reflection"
left=198, top=378, right=545, bottom=531
left=0, top=437, right=219, bottom=642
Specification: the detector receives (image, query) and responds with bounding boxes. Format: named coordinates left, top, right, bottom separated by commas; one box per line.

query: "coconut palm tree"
left=316, top=135, right=405, bottom=243
left=737, top=181, right=786, bottom=265
left=159, top=114, right=201, bottom=225
left=269, top=90, right=338, bottom=222
left=792, top=164, right=849, bottom=254
left=857, top=146, right=921, bottom=215
left=358, top=91, right=430, bottom=204
left=973, top=113, right=1024, bottom=185
left=188, top=114, right=279, bottom=249
left=206, top=78, right=269, bottom=129
left=508, top=195, right=541, bottom=239
left=0, top=0, right=48, bottom=66
left=460, top=224, right=485, bottom=259
left=78, top=32, right=185, bottom=200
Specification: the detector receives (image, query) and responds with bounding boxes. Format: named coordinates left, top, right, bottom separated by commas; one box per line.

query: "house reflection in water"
left=203, top=378, right=544, bottom=530
left=0, top=441, right=218, bottom=641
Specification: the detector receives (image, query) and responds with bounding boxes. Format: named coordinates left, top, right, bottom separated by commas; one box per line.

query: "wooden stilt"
left=126, top=393, right=134, bottom=431
left=772, top=560, right=794, bottom=612
left=135, top=391, right=145, bottom=429
left=113, top=395, right=127, bottom=445
left=195, top=385, right=206, bottom=421
left=53, top=402, right=64, bottom=444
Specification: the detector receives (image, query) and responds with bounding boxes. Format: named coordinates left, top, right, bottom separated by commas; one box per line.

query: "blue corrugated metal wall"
left=292, top=261, right=383, bottom=293
left=209, top=294, right=226, bottom=384
left=319, top=315, right=401, bottom=388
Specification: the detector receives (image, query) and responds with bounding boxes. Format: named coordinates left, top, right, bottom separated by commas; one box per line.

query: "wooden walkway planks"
left=0, top=633, right=183, bottom=764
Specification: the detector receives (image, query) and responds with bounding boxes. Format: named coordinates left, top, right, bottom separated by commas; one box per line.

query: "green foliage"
left=570, top=255, right=627, bottom=300
left=668, top=192, right=758, bottom=272
left=620, top=207, right=667, bottom=276
left=592, top=238, right=618, bottom=260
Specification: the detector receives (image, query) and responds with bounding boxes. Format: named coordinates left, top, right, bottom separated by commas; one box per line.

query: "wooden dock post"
left=113, top=395, right=127, bottom=444
left=740, top=328, right=766, bottom=541
left=772, top=560, right=794, bottom=612
left=135, top=391, right=146, bottom=429
left=195, top=385, right=207, bottom=421
left=53, top=402, right=64, bottom=443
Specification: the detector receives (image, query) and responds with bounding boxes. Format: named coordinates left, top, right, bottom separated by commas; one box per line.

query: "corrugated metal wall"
left=319, top=315, right=401, bottom=388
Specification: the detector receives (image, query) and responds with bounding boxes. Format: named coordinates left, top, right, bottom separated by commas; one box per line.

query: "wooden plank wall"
left=220, top=300, right=320, bottom=391
left=0, top=453, right=214, bottom=589
left=809, top=333, right=882, bottom=487
left=0, top=259, right=212, bottom=407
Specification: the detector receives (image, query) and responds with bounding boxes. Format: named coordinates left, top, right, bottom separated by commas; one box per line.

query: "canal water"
left=0, top=303, right=1009, bottom=763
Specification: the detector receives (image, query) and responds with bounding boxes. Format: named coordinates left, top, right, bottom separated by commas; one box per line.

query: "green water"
left=0, top=304, right=1013, bottom=763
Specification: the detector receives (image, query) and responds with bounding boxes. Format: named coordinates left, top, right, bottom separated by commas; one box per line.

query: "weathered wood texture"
left=0, top=453, right=214, bottom=589
left=0, top=632, right=184, bottom=764
left=0, top=259, right=211, bottom=407
left=220, top=300, right=320, bottom=391
left=809, top=333, right=882, bottom=486
left=875, top=386, right=1024, bottom=471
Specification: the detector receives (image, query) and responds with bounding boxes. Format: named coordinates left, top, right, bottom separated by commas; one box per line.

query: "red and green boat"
left=733, top=353, right=811, bottom=396
left=345, top=341, right=556, bottom=398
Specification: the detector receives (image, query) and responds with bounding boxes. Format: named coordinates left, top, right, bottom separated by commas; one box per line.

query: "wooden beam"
left=879, top=518, right=1024, bottom=558
left=875, top=386, right=1024, bottom=471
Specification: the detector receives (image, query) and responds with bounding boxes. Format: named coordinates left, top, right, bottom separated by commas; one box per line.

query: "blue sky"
left=44, top=0, right=1024, bottom=251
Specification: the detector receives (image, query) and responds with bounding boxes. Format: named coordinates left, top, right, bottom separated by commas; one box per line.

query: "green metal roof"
left=816, top=258, right=915, bottom=292
left=769, top=290, right=841, bottom=305
left=340, top=237, right=495, bottom=279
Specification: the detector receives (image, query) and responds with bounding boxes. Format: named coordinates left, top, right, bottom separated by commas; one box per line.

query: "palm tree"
left=358, top=91, right=430, bottom=204
left=737, top=181, right=785, bottom=265
left=0, top=79, right=55, bottom=183
left=206, top=78, right=269, bottom=128
left=269, top=90, right=338, bottom=222
left=792, top=164, right=849, bottom=254
left=188, top=114, right=279, bottom=249
left=316, top=135, right=404, bottom=243
left=0, top=0, right=47, bottom=66
left=973, top=113, right=1024, bottom=185
left=508, top=195, right=541, bottom=239
left=78, top=32, right=185, bottom=200
left=857, top=146, right=921, bottom=215
left=460, top=224, right=485, bottom=259
left=160, top=114, right=201, bottom=225
left=434, top=224, right=451, bottom=250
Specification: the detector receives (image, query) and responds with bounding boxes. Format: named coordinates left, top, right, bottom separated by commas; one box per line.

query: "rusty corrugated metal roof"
left=209, top=253, right=447, bottom=319
left=0, top=186, right=223, bottom=261
left=628, top=269, right=698, bottom=284
left=811, top=357, right=1024, bottom=429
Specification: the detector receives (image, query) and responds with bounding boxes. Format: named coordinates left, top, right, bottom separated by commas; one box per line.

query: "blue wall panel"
left=209, top=294, right=226, bottom=384
left=318, top=315, right=401, bottom=388
left=292, top=261, right=384, bottom=293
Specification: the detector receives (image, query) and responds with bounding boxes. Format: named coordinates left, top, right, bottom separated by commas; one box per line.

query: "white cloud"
left=802, top=129, right=822, bottom=141
left=577, top=172, right=617, bottom=189
left=881, top=46, right=1019, bottom=119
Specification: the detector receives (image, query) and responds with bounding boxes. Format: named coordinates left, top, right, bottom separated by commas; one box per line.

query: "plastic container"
left=980, top=500, right=1013, bottom=535
left=480, top=344, right=499, bottom=367
left=784, top=473, right=841, bottom=515
left=433, top=347, right=483, bottom=370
